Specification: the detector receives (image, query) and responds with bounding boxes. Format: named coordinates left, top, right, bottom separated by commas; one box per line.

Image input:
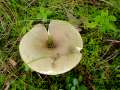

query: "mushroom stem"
left=47, top=35, right=55, bottom=48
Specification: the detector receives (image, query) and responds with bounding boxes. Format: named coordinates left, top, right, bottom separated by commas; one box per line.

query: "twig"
left=100, top=44, right=113, bottom=60
left=104, top=39, right=120, bottom=47
left=105, top=39, right=120, bottom=43
left=100, top=39, right=120, bottom=63
left=27, top=0, right=36, bottom=7
left=2, top=81, right=10, bottom=90
left=106, top=50, right=119, bottom=62
left=99, top=0, right=113, bottom=6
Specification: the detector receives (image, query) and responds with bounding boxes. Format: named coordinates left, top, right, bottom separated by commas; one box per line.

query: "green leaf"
left=78, top=75, right=83, bottom=83
left=37, top=7, right=52, bottom=21
left=71, top=86, right=76, bottom=90
left=86, top=22, right=97, bottom=28
left=0, top=75, right=6, bottom=88
left=109, top=0, right=120, bottom=11
left=73, top=78, right=79, bottom=86
left=79, top=84, right=88, bottom=90
left=116, top=74, right=120, bottom=78
left=86, top=10, right=116, bottom=32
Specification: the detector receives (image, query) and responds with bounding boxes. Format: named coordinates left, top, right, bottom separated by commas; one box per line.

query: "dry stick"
left=105, top=39, right=120, bottom=45
left=106, top=50, right=119, bottom=61
left=99, top=0, right=113, bottom=6
left=82, top=40, right=120, bottom=89
left=100, top=44, right=113, bottom=60
left=101, top=39, right=120, bottom=60
left=2, top=80, right=10, bottom=90
left=27, top=0, right=36, bottom=7
left=104, top=39, right=120, bottom=49
left=94, top=39, right=120, bottom=71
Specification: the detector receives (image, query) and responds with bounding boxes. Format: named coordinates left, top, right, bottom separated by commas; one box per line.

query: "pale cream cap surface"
left=19, top=20, right=83, bottom=75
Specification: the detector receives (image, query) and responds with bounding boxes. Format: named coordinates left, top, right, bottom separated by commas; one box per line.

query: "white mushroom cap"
left=19, top=20, right=83, bottom=75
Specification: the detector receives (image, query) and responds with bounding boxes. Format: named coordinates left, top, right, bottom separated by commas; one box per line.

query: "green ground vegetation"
left=0, top=0, right=120, bottom=90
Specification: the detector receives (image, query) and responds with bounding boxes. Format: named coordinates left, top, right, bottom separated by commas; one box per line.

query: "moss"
left=0, top=0, right=120, bottom=89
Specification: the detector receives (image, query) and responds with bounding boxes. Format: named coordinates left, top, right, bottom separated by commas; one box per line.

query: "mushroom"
left=19, top=20, right=83, bottom=75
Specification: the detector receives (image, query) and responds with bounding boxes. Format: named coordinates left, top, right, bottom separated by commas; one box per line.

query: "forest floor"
left=0, top=0, right=120, bottom=90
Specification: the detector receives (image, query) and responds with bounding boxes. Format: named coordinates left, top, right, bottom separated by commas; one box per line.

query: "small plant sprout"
left=19, top=20, right=83, bottom=75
